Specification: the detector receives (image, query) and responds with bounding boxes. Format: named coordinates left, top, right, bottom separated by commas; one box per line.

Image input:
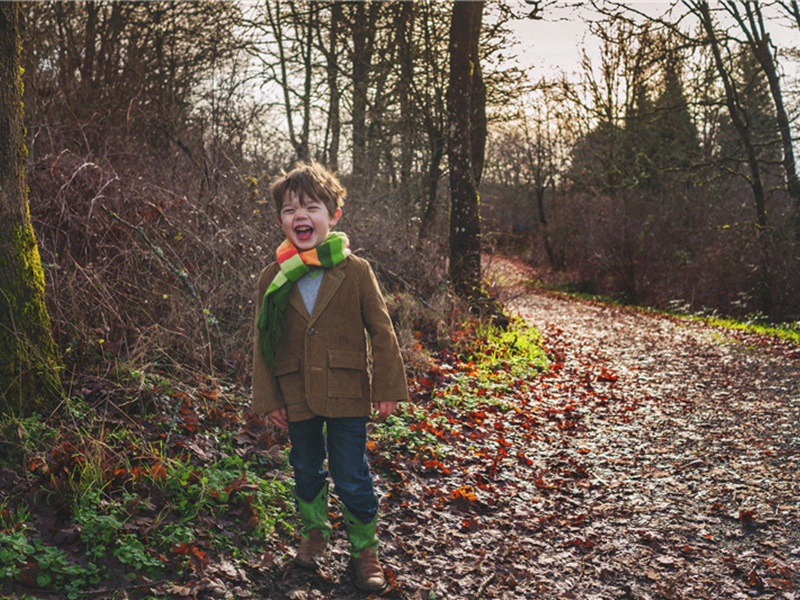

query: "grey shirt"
left=296, top=269, right=324, bottom=315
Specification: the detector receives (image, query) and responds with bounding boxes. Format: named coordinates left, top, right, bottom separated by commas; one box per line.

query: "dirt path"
left=267, top=257, right=799, bottom=600
left=470, top=256, right=800, bottom=599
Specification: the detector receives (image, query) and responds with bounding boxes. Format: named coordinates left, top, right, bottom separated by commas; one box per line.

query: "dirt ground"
left=260, top=257, right=799, bottom=599
left=250, top=256, right=799, bottom=600
left=477, top=257, right=799, bottom=599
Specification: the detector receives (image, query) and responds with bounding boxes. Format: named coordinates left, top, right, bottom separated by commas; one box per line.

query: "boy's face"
left=279, top=191, right=342, bottom=252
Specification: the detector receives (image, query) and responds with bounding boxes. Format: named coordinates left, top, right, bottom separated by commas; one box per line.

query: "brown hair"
left=269, top=161, right=346, bottom=216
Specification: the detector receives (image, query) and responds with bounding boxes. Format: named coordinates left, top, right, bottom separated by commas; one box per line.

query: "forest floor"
left=2, top=256, right=799, bottom=600
left=249, top=256, right=800, bottom=600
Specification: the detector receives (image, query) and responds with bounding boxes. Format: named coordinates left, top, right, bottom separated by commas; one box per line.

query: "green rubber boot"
left=343, top=505, right=385, bottom=591
left=294, top=483, right=331, bottom=568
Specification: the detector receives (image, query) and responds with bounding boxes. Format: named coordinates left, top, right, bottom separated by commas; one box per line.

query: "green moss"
left=0, top=218, right=62, bottom=416
left=13, top=221, right=48, bottom=306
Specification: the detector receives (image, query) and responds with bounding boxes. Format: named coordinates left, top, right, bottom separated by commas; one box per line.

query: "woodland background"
left=1, top=1, right=800, bottom=597
left=13, top=0, right=800, bottom=385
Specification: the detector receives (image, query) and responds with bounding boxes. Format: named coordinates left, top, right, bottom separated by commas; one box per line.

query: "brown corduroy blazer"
left=251, top=254, right=409, bottom=421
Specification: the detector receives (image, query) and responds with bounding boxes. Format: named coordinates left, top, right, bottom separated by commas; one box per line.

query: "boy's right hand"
left=267, top=407, right=289, bottom=429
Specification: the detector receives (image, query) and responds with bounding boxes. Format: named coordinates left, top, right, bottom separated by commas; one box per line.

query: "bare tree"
left=685, top=0, right=774, bottom=314
left=348, top=1, right=382, bottom=189
left=775, top=0, right=800, bottom=30
left=412, top=2, right=450, bottom=237
left=0, top=2, right=62, bottom=414
left=318, top=1, right=344, bottom=170
left=720, top=0, right=800, bottom=243
left=520, top=93, right=562, bottom=267
left=447, top=1, right=485, bottom=300
left=258, top=0, right=318, bottom=163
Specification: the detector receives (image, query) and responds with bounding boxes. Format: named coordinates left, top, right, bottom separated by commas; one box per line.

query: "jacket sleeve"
left=251, top=264, right=285, bottom=414
left=357, top=259, right=410, bottom=403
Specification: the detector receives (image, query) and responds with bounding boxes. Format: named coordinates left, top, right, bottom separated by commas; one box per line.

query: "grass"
left=536, top=279, right=800, bottom=347
left=375, top=315, right=549, bottom=461
left=695, top=314, right=800, bottom=345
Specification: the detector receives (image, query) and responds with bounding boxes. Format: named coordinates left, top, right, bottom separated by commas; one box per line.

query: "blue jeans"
left=288, top=416, right=377, bottom=523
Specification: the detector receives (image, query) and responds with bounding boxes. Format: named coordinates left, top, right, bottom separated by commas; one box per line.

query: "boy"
left=252, top=161, right=408, bottom=591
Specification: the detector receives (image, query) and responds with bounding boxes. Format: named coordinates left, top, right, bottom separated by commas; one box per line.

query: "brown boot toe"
left=353, top=547, right=386, bottom=591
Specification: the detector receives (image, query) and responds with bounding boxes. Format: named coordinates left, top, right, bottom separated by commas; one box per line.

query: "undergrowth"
left=0, top=287, right=550, bottom=598
left=0, top=381, right=293, bottom=599
left=376, top=314, right=549, bottom=461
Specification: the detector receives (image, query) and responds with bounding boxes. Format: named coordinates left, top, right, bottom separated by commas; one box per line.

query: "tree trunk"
left=447, top=1, right=484, bottom=299
left=350, top=1, right=379, bottom=189
left=298, top=1, right=316, bottom=163
left=324, top=1, right=342, bottom=171
left=419, top=130, right=445, bottom=238
left=723, top=1, right=800, bottom=243
left=692, top=1, right=773, bottom=315
left=754, top=38, right=800, bottom=244
left=0, top=3, right=62, bottom=415
left=469, top=8, right=486, bottom=187
left=396, top=1, right=414, bottom=187
left=534, top=184, right=556, bottom=267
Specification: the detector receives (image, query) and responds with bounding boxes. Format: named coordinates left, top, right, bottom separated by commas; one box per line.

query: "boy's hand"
left=267, top=408, right=289, bottom=429
left=373, top=401, right=397, bottom=422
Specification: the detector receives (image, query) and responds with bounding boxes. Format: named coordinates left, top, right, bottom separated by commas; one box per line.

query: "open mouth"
left=295, top=226, right=314, bottom=241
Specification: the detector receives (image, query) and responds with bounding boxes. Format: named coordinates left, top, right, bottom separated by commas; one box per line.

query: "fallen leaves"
left=4, top=257, right=798, bottom=599
left=366, top=258, right=800, bottom=598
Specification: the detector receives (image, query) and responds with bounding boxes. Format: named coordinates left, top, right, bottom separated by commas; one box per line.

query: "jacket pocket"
left=328, top=350, right=366, bottom=398
left=274, top=357, right=304, bottom=404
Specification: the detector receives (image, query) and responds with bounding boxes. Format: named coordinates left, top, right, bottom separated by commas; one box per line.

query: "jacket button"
left=308, top=327, right=316, bottom=336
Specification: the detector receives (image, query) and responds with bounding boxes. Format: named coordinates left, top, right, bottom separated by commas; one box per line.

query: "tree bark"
left=396, top=1, right=415, bottom=187
left=350, top=1, right=380, bottom=189
left=300, top=2, right=316, bottom=163
left=447, top=1, right=484, bottom=299
left=469, top=7, right=486, bottom=187
left=0, top=2, right=62, bottom=415
left=322, top=1, right=343, bottom=171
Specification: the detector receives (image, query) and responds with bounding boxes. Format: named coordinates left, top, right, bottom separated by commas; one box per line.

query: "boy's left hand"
left=373, top=401, right=397, bottom=422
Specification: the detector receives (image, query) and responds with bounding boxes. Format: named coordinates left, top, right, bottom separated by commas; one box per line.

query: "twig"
left=101, top=207, right=198, bottom=300
left=476, top=572, right=496, bottom=598
left=71, top=579, right=171, bottom=597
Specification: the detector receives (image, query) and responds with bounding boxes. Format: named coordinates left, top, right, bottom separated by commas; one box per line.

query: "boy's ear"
left=330, top=207, right=342, bottom=226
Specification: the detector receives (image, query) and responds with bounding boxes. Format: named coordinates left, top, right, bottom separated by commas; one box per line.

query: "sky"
left=504, top=1, right=675, bottom=78
left=505, top=1, right=800, bottom=80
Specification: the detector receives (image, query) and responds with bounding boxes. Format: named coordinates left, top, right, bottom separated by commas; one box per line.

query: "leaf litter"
left=356, top=258, right=799, bottom=599
left=2, top=257, right=798, bottom=599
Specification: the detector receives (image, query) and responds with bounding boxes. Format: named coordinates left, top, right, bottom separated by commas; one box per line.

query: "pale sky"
left=506, top=1, right=677, bottom=78
left=505, top=1, right=799, bottom=80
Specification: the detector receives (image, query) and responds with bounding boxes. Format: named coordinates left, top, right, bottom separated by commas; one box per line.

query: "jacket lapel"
left=309, top=263, right=345, bottom=326
left=288, top=285, right=310, bottom=320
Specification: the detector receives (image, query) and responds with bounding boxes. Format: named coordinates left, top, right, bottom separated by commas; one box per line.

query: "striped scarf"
left=257, top=232, right=350, bottom=368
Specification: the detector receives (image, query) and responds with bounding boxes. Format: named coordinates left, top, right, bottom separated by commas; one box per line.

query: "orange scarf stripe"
left=276, top=240, right=323, bottom=266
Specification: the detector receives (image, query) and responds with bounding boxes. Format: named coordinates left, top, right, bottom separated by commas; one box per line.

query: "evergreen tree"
left=651, top=54, right=701, bottom=183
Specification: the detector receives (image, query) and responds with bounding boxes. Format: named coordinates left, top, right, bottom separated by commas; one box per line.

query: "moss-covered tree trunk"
left=0, top=3, right=62, bottom=415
